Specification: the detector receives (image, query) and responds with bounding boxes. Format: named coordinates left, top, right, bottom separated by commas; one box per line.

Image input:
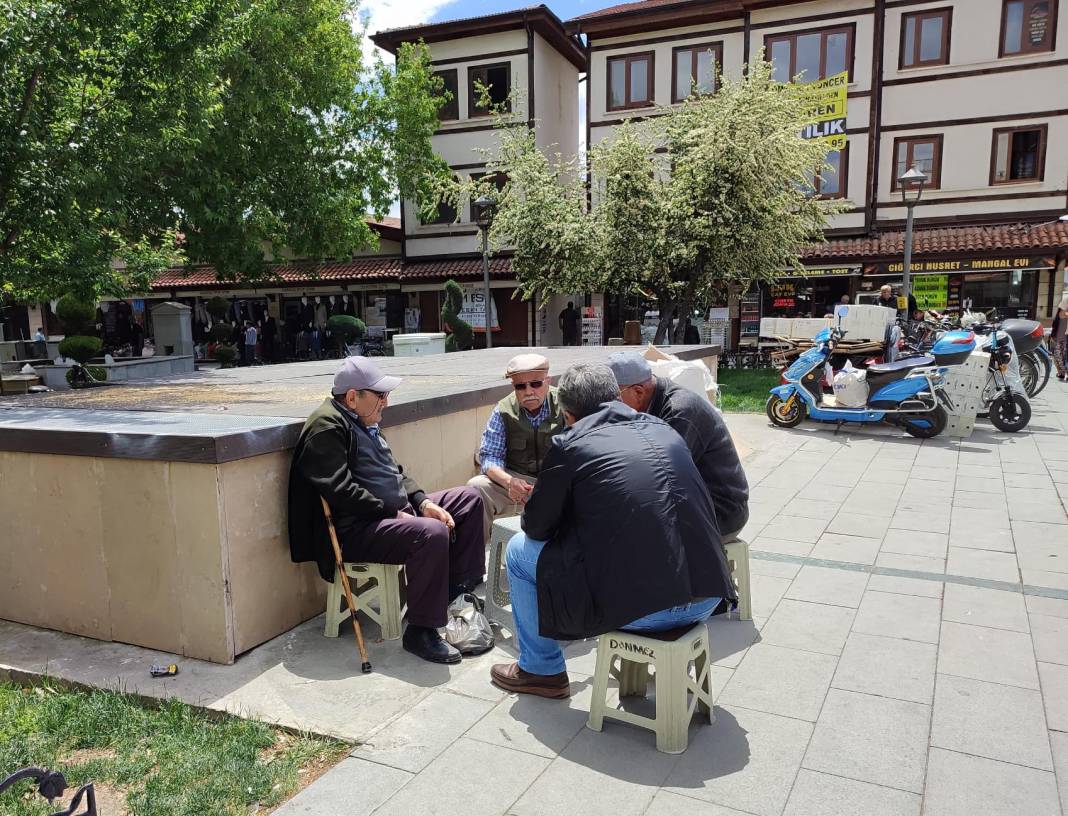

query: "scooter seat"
left=865, top=354, right=936, bottom=392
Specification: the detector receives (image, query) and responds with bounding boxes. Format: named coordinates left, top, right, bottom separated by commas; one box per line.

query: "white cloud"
left=358, top=0, right=463, bottom=64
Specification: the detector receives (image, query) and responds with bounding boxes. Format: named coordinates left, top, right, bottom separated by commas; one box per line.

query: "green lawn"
left=0, top=682, right=348, bottom=816
left=716, top=368, right=781, bottom=413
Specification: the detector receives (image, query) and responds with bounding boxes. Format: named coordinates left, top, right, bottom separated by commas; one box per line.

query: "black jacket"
left=522, top=401, right=737, bottom=641
left=649, top=377, right=749, bottom=534
left=287, top=398, right=427, bottom=581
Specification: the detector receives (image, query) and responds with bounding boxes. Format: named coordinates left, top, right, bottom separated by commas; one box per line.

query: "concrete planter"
left=38, top=355, right=195, bottom=390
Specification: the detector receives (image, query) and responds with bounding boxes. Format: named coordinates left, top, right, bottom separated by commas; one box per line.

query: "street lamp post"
left=897, top=166, right=928, bottom=315
left=474, top=195, right=495, bottom=349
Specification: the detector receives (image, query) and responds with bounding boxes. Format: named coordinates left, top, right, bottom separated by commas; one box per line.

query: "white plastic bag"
left=444, top=593, right=495, bottom=656
left=833, top=360, right=869, bottom=407
left=643, top=344, right=718, bottom=403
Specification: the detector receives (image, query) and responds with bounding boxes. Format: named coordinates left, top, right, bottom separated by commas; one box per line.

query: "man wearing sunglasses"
left=467, top=353, right=566, bottom=540
left=288, top=357, right=486, bottom=665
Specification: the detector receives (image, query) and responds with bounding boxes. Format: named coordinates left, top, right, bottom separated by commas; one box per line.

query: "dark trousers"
left=340, top=486, right=485, bottom=629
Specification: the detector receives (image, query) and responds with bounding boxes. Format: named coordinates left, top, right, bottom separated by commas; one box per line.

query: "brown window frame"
left=764, top=23, right=856, bottom=83
left=989, top=124, right=1048, bottom=185
left=999, top=0, right=1058, bottom=57
left=468, top=62, right=512, bottom=118
left=899, top=8, right=952, bottom=68
left=434, top=69, right=459, bottom=121
left=811, top=144, right=850, bottom=199
left=671, top=41, right=723, bottom=103
left=469, top=171, right=508, bottom=222
left=606, top=51, right=656, bottom=111
left=891, top=135, right=944, bottom=190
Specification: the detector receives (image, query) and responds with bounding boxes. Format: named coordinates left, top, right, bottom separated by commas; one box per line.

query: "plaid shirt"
left=479, top=398, right=551, bottom=473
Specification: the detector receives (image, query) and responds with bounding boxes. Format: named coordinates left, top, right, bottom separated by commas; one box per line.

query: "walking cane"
left=321, top=496, right=372, bottom=674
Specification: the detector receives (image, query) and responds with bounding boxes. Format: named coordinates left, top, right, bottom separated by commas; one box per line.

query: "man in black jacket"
left=490, top=363, right=737, bottom=699
left=288, top=357, right=485, bottom=665
left=607, top=352, right=749, bottom=539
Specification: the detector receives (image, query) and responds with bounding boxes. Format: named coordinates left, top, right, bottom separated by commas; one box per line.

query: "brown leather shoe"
left=490, top=662, right=571, bottom=699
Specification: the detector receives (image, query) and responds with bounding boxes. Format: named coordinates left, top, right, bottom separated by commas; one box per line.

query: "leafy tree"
left=0, top=0, right=446, bottom=301
left=471, top=58, right=848, bottom=342
left=441, top=279, right=473, bottom=352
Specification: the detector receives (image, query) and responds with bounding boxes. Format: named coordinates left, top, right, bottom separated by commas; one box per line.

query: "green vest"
left=497, top=387, right=566, bottom=477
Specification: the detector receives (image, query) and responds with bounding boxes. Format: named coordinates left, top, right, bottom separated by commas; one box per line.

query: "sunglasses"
left=368, top=389, right=387, bottom=399
left=513, top=380, right=545, bottom=391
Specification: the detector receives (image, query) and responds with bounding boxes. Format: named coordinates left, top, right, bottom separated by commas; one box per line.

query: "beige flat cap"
left=505, top=353, right=550, bottom=377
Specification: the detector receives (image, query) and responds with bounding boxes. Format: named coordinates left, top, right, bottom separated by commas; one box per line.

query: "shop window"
left=468, top=63, right=511, bottom=117
left=900, top=8, right=951, bottom=68
left=893, top=135, right=943, bottom=189
left=991, top=125, right=1046, bottom=184
left=766, top=25, right=853, bottom=83
left=469, top=171, right=508, bottom=222
left=435, top=69, right=459, bottom=121
left=961, top=270, right=1039, bottom=318
left=607, top=52, right=654, bottom=111
left=1000, top=0, right=1057, bottom=56
left=672, top=42, right=722, bottom=102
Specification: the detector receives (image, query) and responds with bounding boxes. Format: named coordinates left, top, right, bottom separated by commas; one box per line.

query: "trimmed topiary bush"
left=206, top=297, right=231, bottom=321
left=327, top=314, right=366, bottom=353
left=441, top=279, right=473, bottom=352
left=58, top=335, right=102, bottom=364
left=56, top=294, right=97, bottom=335
left=66, top=366, right=107, bottom=386
left=214, top=345, right=238, bottom=368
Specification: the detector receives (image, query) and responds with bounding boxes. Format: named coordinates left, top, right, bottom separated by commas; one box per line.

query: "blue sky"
left=426, top=0, right=601, bottom=24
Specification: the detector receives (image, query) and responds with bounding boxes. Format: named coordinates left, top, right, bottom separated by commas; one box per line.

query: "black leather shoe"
left=403, top=625, right=461, bottom=664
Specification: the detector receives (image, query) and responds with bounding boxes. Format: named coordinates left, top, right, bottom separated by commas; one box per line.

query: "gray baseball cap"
left=605, top=351, right=652, bottom=387
left=333, top=357, right=402, bottom=395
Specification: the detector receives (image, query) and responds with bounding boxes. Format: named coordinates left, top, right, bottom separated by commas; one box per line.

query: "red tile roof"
left=802, top=221, right=1068, bottom=261
left=151, top=256, right=513, bottom=291
left=569, top=0, right=708, bottom=22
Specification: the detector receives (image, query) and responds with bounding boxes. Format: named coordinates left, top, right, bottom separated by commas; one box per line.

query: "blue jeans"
left=506, top=532, right=720, bottom=675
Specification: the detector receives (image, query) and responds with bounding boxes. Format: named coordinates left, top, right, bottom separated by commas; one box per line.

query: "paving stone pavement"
left=2, top=380, right=1066, bottom=815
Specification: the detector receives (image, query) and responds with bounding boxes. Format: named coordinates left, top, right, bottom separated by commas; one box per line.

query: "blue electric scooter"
left=766, top=324, right=977, bottom=438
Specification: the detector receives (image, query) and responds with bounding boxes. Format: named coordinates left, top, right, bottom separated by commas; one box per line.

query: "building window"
left=672, top=42, right=722, bottom=102
left=468, top=63, right=512, bottom=117
left=469, top=172, right=508, bottom=222
left=1000, top=0, right=1057, bottom=56
left=766, top=25, right=853, bottom=83
left=424, top=199, right=458, bottom=225
left=900, top=8, right=951, bottom=68
left=803, top=147, right=849, bottom=198
left=892, top=135, right=943, bottom=189
left=435, top=69, right=459, bottom=121
left=991, top=125, right=1047, bottom=183
left=607, top=52, right=654, bottom=111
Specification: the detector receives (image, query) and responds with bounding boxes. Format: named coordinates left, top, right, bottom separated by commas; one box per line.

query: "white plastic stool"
left=324, top=562, right=406, bottom=640
left=723, top=538, right=752, bottom=621
left=486, top=515, right=522, bottom=630
left=587, top=622, right=715, bottom=754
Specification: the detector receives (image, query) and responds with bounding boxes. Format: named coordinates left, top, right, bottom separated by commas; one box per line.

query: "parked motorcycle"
left=766, top=325, right=975, bottom=438
left=977, top=329, right=1032, bottom=432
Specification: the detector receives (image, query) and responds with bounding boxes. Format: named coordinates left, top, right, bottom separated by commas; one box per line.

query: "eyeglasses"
left=513, top=380, right=545, bottom=391
left=368, top=389, right=387, bottom=399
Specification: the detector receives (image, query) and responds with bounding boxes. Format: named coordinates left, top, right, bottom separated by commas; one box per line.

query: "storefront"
left=861, top=255, right=1055, bottom=320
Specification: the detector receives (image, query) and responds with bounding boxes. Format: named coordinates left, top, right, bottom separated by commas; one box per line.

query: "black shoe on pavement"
left=403, top=625, right=461, bottom=664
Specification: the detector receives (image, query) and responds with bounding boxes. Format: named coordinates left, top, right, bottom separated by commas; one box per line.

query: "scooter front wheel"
left=901, top=405, right=948, bottom=439
left=988, top=392, right=1031, bottom=433
left=766, top=394, right=806, bottom=428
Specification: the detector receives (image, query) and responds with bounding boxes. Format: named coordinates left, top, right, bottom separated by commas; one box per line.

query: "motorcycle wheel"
left=988, top=392, right=1031, bottom=433
left=901, top=405, right=947, bottom=439
left=766, top=394, right=806, bottom=428
left=1018, top=354, right=1039, bottom=397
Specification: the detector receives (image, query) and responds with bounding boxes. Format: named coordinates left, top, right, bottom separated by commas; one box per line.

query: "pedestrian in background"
left=1052, top=298, right=1068, bottom=381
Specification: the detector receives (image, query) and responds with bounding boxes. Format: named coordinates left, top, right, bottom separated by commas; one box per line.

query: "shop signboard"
left=782, top=265, right=861, bottom=278
left=799, top=72, right=849, bottom=152
left=458, top=283, right=500, bottom=331
left=879, top=257, right=1051, bottom=274
left=912, top=274, right=948, bottom=310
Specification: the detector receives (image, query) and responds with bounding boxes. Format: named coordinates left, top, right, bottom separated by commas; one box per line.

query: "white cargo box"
left=392, top=332, right=446, bottom=356
left=833, top=304, right=897, bottom=341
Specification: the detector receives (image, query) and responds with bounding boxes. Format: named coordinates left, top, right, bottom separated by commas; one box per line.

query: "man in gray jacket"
left=607, top=352, right=749, bottom=539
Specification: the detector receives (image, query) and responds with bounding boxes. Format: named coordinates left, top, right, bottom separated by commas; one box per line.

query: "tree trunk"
left=653, top=294, right=676, bottom=344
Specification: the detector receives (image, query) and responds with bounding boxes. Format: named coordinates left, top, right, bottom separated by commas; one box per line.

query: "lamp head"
left=897, top=166, right=928, bottom=203
left=474, top=195, right=495, bottom=227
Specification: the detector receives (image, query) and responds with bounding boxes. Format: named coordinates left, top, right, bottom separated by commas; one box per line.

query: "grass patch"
left=716, top=368, right=781, bottom=413
left=0, top=681, right=349, bottom=816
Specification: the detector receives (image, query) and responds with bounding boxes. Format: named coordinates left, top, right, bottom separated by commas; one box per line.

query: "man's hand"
left=506, top=476, right=534, bottom=504
left=419, top=499, right=454, bottom=529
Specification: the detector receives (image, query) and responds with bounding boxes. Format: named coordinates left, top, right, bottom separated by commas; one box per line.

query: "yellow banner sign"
left=799, top=71, right=849, bottom=152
